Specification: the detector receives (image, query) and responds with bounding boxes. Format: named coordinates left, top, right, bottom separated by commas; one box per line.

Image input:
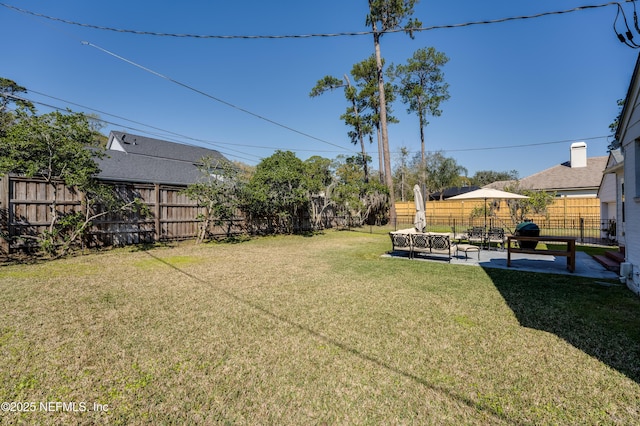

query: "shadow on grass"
left=484, top=267, right=640, bottom=383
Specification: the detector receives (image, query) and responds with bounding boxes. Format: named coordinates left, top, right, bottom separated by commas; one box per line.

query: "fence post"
left=0, top=175, right=9, bottom=254
left=580, top=217, right=584, bottom=243
left=154, top=183, right=161, bottom=242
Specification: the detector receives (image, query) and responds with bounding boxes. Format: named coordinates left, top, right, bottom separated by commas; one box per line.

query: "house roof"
left=484, top=157, right=608, bottom=192
left=107, top=131, right=225, bottom=163
left=603, top=149, right=624, bottom=174
left=96, top=131, right=227, bottom=185
left=517, top=156, right=607, bottom=191
left=429, top=185, right=480, bottom=200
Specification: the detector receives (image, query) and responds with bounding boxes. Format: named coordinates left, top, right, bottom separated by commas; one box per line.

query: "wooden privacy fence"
left=0, top=175, right=244, bottom=254
left=396, top=197, right=601, bottom=227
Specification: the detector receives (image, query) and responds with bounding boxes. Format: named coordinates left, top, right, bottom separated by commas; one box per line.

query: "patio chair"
left=467, top=227, right=485, bottom=247
left=486, top=227, right=506, bottom=250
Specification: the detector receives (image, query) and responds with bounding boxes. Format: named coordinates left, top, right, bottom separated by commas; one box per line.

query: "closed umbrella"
left=448, top=187, right=529, bottom=230
left=413, top=184, right=426, bottom=232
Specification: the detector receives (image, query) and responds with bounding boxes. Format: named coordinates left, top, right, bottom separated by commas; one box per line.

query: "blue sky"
left=1, top=1, right=638, bottom=178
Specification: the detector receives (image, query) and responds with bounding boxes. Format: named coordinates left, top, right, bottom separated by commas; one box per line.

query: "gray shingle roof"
left=96, top=131, right=227, bottom=185
left=485, top=157, right=608, bottom=192
left=518, top=157, right=607, bottom=191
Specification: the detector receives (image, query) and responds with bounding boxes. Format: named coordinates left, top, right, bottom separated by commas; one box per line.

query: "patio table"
left=507, top=235, right=576, bottom=272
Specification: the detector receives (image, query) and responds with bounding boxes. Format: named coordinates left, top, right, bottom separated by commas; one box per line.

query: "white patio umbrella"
left=448, top=187, right=529, bottom=230
left=413, top=184, right=426, bottom=232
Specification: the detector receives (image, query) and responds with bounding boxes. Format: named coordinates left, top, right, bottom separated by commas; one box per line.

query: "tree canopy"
left=470, top=170, right=519, bottom=187
left=0, top=84, right=144, bottom=256
left=182, top=156, right=245, bottom=243
left=608, top=98, right=625, bottom=151
left=0, top=109, right=102, bottom=186
left=424, top=151, right=467, bottom=200
left=243, top=150, right=309, bottom=232
left=393, top=47, right=449, bottom=172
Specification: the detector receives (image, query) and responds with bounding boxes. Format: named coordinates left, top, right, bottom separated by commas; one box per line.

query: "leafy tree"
left=470, top=169, right=519, bottom=187
left=350, top=55, right=398, bottom=182
left=332, top=155, right=388, bottom=226
left=0, top=77, right=35, bottom=136
left=304, top=156, right=333, bottom=194
left=182, top=156, right=244, bottom=243
left=0, top=77, right=35, bottom=113
left=0, top=109, right=142, bottom=256
left=366, top=0, right=422, bottom=222
left=393, top=146, right=414, bottom=201
left=608, top=98, right=625, bottom=151
left=310, top=75, right=372, bottom=181
left=1, top=110, right=102, bottom=226
left=304, top=156, right=334, bottom=229
left=242, top=150, right=309, bottom=233
left=503, top=182, right=556, bottom=224
left=423, top=151, right=467, bottom=200
left=392, top=47, right=450, bottom=189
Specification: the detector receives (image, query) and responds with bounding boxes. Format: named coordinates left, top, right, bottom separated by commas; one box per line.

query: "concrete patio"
left=385, top=247, right=619, bottom=280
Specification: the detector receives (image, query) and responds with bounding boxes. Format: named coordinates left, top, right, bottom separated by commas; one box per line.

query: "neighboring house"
left=428, top=185, right=480, bottom=201
left=613, top=53, right=640, bottom=295
left=98, top=131, right=227, bottom=185
left=0, top=131, right=234, bottom=252
left=598, top=149, right=623, bottom=242
left=486, top=142, right=607, bottom=198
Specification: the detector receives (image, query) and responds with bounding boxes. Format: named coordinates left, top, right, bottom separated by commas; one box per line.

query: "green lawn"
left=1, top=230, right=639, bottom=424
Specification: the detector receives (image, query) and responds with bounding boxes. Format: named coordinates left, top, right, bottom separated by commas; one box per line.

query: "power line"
left=46, top=89, right=341, bottom=153
left=7, top=91, right=613, bottom=159
left=4, top=93, right=261, bottom=163
left=81, top=41, right=354, bottom=154
left=435, top=135, right=612, bottom=153
left=6, top=90, right=346, bottom=162
left=0, top=2, right=626, bottom=39
left=23, top=90, right=270, bottom=155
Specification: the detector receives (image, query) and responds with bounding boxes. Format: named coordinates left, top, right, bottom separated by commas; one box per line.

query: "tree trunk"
left=371, top=29, right=396, bottom=224
left=376, top=125, right=384, bottom=183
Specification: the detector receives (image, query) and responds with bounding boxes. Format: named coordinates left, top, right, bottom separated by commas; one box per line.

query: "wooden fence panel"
left=0, top=176, right=9, bottom=254
left=0, top=172, right=607, bottom=254
left=158, top=186, right=201, bottom=241
left=0, top=176, right=221, bottom=252
left=5, top=177, right=84, bottom=250
left=397, top=197, right=601, bottom=227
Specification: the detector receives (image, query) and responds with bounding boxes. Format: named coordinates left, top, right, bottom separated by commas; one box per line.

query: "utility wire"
left=5, top=91, right=341, bottom=162
left=613, top=1, right=640, bottom=47
left=25, top=91, right=340, bottom=153
left=0, top=2, right=626, bottom=39
left=6, top=91, right=613, bottom=157
left=432, top=135, right=611, bottom=153
left=81, top=41, right=354, bottom=154
left=3, top=93, right=261, bottom=163
left=23, top=90, right=268, bottom=157
left=6, top=92, right=613, bottom=165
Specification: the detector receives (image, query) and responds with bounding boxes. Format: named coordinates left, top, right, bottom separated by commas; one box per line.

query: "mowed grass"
left=1, top=230, right=639, bottom=425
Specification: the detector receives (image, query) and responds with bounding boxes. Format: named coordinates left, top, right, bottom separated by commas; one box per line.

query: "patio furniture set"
left=389, top=229, right=481, bottom=262
left=389, top=228, right=578, bottom=273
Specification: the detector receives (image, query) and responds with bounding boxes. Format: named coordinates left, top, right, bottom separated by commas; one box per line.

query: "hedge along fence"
left=396, top=197, right=601, bottom=229
left=0, top=175, right=246, bottom=254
